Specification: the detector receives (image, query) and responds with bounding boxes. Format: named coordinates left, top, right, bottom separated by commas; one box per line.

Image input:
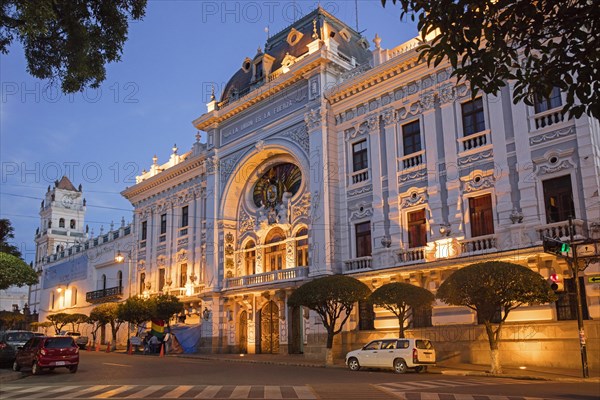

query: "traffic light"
left=542, top=237, right=571, bottom=257
left=548, top=273, right=565, bottom=292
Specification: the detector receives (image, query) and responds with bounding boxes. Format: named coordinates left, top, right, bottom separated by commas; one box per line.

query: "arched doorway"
left=238, top=311, right=248, bottom=354
left=260, top=301, right=279, bottom=354
left=265, top=228, right=286, bottom=272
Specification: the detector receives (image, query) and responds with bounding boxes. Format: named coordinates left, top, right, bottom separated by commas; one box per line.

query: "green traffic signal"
left=561, top=243, right=570, bottom=253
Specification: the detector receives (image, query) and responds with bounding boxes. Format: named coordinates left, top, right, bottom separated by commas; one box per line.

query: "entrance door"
left=238, top=311, right=248, bottom=354
left=260, top=301, right=279, bottom=354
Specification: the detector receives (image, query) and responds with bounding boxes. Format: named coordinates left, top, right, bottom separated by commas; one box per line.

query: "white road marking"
left=125, top=385, right=166, bottom=398
left=193, top=385, right=222, bottom=399
left=229, top=385, right=251, bottom=398
left=161, top=385, right=194, bottom=398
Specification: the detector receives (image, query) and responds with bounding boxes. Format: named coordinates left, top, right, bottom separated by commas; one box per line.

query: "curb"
left=173, top=354, right=346, bottom=369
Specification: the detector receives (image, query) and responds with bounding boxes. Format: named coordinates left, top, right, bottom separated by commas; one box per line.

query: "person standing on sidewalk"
left=162, top=331, right=171, bottom=355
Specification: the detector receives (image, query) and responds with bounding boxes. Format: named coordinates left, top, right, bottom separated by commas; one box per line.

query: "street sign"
left=588, top=276, right=600, bottom=284
left=577, top=242, right=599, bottom=257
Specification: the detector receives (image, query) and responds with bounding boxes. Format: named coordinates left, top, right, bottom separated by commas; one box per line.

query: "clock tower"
left=34, top=176, right=87, bottom=263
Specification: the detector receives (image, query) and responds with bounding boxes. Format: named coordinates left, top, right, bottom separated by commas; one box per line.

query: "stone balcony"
left=86, top=286, right=123, bottom=304
left=343, top=256, right=372, bottom=273
left=224, top=266, right=309, bottom=290
left=536, top=219, right=585, bottom=242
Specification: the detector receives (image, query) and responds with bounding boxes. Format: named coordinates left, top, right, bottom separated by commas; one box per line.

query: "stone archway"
left=260, top=301, right=279, bottom=354
left=238, top=311, right=248, bottom=354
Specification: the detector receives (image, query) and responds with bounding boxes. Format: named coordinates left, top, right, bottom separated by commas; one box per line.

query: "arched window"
left=59, top=218, right=65, bottom=228
left=296, top=228, right=308, bottom=267
left=117, top=271, right=123, bottom=289
left=71, top=287, right=78, bottom=307
left=102, top=274, right=107, bottom=290
left=48, top=220, right=52, bottom=228
left=70, top=219, right=76, bottom=229
left=139, top=272, right=146, bottom=293
left=244, top=241, right=256, bottom=275
left=265, top=228, right=286, bottom=272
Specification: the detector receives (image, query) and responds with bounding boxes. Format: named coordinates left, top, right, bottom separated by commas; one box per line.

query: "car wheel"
left=347, top=357, right=361, bottom=371
left=415, top=365, right=428, bottom=373
left=12, top=360, right=21, bottom=372
left=32, top=361, right=41, bottom=375
left=393, top=359, right=408, bottom=374
left=69, top=365, right=78, bottom=373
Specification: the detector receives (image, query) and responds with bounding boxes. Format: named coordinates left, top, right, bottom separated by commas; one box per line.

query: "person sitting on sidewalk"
left=147, top=335, right=160, bottom=354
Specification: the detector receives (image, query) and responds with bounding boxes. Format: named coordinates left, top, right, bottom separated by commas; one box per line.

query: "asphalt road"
left=1, top=352, right=599, bottom=400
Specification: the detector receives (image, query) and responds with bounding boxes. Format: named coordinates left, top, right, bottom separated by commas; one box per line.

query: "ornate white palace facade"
left=32, top=8, right=600, bottom=366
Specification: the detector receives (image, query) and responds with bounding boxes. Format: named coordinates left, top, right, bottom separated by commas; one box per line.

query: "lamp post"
left=115, top=250, right=133, bottom=347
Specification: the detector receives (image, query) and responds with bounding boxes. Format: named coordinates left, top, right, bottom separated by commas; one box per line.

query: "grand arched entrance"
left=238, top=311, right=248, bottom=354
left=259, top=301, right=279, bottom=354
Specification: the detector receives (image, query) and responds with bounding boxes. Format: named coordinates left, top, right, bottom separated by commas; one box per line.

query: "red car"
left=13, top=336, right=79, bottom=374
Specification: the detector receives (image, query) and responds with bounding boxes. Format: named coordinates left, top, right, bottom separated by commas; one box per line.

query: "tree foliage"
left=150, top=294, right=183, bottom=328
left=30, top=321, right=53, bottom=334
left=382, top=0, right=599, bottom=120
left=0, top=310, right=26, bottom=330
left=0, top=252, right=38, bottom=291
left=288, top=275, right=371, bottom=358
left=369, top=282, right=434, bottom=338
left=0, top=0, right=147, bottom=93
left=0, top=219, right=22, bottom=258
left=118, top=296, right=153, bottom=328
left=436, top=261, right=556, bottom=374
left=90, top=303, right=123, bottom=349
left=65, top=313, right=88, bottom=332
left=46, top=312, right=71, bottom=334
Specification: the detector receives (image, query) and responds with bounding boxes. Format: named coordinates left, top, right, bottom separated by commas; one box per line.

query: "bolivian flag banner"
left=151, top=319, right=165, bottom=340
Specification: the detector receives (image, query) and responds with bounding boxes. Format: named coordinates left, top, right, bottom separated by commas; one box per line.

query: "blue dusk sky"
left=0, top=1, right=418, bottom=264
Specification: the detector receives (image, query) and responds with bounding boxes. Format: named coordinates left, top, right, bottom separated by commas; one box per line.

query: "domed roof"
left=219, top=7, right=372, bottom=105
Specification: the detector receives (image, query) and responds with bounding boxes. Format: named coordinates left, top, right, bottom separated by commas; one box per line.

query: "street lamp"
left=115, top=250, right=133, bottom=346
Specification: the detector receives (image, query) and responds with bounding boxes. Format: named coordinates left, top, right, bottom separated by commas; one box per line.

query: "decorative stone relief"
left=239, top=208, right=255, bottom=233
left=281, top=125, right=309, bottom=153
left=439, top=84, right=457, bottom=104
left=419, top=90, right=435, bottom=111
left=349, top=204, right=373, bottom=221
left=176, top=250, right=187, bottom=263
left=400, top=190, right=427, bottom=209
left=458, top=150, right=494, bottom=166
left=397, top=101, right=422, bottom=121
left=348, top=184, right=372, bottom=197
left=529, top=126, right=575, bottom=146
left=399, top=169, right=427, bottom=183
left=533, top=149, right=575, bottom=176
left=381, top=108, right=397, bottom=127
left=304, top=108, right=322, bottom=130
left=461, top=171, right=496, bottom=193
left=292, top=192, right=311, bottom=221
left=205, top=154, right=219, bottom=174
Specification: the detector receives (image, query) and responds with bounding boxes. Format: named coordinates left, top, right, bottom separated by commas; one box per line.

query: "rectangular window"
left=181, top=206, right=189, bottom=228
left=352, top=140, right=369, bottom=172
left=462, top=98, right=485, bottom=136
left=411, top=306, right=432, bottom=328
left=180, top=263, right=187, bottom=287
left=402, top=120, right=421, bottom=155
left=139, top=272, right=146, bottom=294
left=355, top=221, right=372, bottom=258
left=543, top=175, right=575, bottom=223
left=160, top=213, right=167, bottom=235
left=407, top=209, right=427, bottom=248
left=534, top=87, right=562, bottom=114
left=141, top=221, right=147, bottom=241
left=158, top=268, right=165, bottom=292
left=469, top=194, right=494, bottom=237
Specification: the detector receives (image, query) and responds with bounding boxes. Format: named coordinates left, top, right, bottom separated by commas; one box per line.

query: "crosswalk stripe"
left=92, top=385, right=136, bottom=398
left=25, top=386, right=79, bottom=398
left=230, top=385, right=251, bottom=398
left=70, top=385, right=111, bottom=398
left=264, top=386, right=282, bottom=399
left=293, top=386, right=317, bottom=400
left=161, top=385, right=194, bottom=398
left=125, top=385, right=166, bottom=398
left=194, top=385, right=222, bottom=399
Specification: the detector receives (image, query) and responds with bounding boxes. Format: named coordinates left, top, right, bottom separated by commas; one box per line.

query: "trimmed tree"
left=118, top=296, right=154, bottom=334
left=369, top=282, right=435, bottom=338
left=86, top=313, right=105, bottom=348
left=65, top=313, right=88, bottom=332
left=436, top=261, right=556, bottom=374
left=288, top=275, right=371, bottom=365
left=30, top=321, right=53, bottom=335
left=0, top=252, right=38, bottom=290
left=90, top=303, right=123, bottom=350
left=151, top=294, right=183, bottom=329
left=0, top=310, right=25, bottom=330
left=47, top=312, right=71, bottom=334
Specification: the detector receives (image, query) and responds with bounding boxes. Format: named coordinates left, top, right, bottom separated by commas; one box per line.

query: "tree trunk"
left=490, top=348, right=502, bottom=375
left=484, top=322, right=502, bottom=374
left=325, top=331, right=334, bottom=366
left=111, top=324, right=118, bottom=351
left=398, top=317, right=405, bottom=338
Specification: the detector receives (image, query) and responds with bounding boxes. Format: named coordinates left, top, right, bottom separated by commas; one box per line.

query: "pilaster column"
left=204, top=153, right=220, bottom=291
left=382, top=108, right=400, bottom=243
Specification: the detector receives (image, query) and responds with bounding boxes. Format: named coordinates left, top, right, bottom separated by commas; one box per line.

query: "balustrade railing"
left=461, top=235, right=497, bottom=254
left=459, top=131, right=489, bottom=152
left=224, top=266, right=309, bottom=289
left=398, top=247, right=426, bottom=263
left=536, top=219, right=584, bottom=241
left=400, top=150, right=424, bottom=170
left=533, top=108, right=564, bottom=130
left=344, top=257, right=372, bottom=272
left=86, top=286, right=123, bottom=303
left=351, top=168, right=369, bottom=185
